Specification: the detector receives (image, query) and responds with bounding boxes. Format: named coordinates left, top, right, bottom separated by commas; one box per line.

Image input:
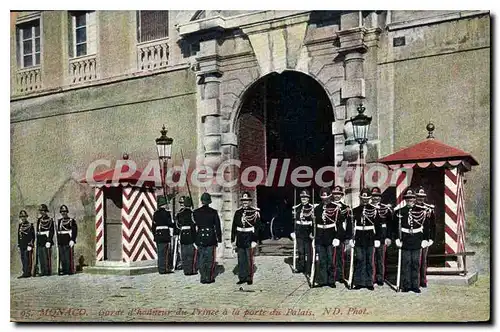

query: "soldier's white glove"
left=309, top=233, right=314, bottom=240
left=193, top=243, right=198, bottom=250
left=349, top=239, right=355, bottom=248
left=385, top=238, right=392, bottom=246
left=428, top=239, right=434, bottom=247
left=251, top=241, right=257, bottom=249
left=395, top=239, right=402, bottom=248
left=27, top=246, right=32, bottom=251
left=69, top=240, right=75, bottom=247
left=290, top=232, right=296, bottom=240
left=421, top=240, right=429, bottom=248
left=374, top=240, right=381, bottom=248
left=332, top=239, right=340, bottom=247
left=231, top=241, right=237, bottom=248
left=169, top=229, right=174, bottom=237
left=45, top=242, right=51, bottom=249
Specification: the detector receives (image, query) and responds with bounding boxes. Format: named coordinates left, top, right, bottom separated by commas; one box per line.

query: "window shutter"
left=138, top=11, right=168, bottom=43
left=68, top=13, right=74, bottom=58
left=87, top=11, right=96, bottom=55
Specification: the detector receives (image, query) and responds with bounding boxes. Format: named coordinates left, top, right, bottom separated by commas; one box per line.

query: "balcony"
left=69, top=54, right=97, bottom=84
left=15, top=66, right=42, bottom=94
left=137, top=38, right=169, bottom=71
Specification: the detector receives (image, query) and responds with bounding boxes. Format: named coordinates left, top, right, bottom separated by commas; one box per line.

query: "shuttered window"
left=16, top=19, right=41, bottom=68
left=137, top=11, right=169, bottom=43
left=69, top=11, right=96, bottom=57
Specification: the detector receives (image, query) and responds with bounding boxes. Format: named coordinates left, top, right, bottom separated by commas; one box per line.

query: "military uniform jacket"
left=18, top=222, right=35, bottom=249
left=152, top=209, right=174, bottom=243
left=334, top=200, right=351, bottom=241
left=292, top=203, right=314, bottom=239
left=231, top=207, right=261, bottom=248
left=36, top=216, right=55, bottom=246
left=421, top=203, right=436, bottom=242
left=374, top=203, right=393, bottom=239
left=57, top=218, right=78, bottom=246
left=193, top=205, right=222, bottom=247
left=347, top=204, right=382, bottom=247
left=176, top=208, right=197, bottom=245
left=313, top=202, right=341, bottom=246
left=393, top=205, right=430, bottom=250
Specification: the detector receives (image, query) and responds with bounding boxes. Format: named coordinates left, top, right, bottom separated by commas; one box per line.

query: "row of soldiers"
left=291, top=185, right=435, bottom=293
left=17, top=204, right=78, bottom=278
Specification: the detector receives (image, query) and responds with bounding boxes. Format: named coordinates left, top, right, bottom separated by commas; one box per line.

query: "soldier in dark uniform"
left=56, top=205, right=78, bottom=275
left=193, top=193, right=222, bottom=284
left=18, top=210, right=35, bottom=278
left=393, top=188, right=430, bottom=293
left=231, top=192, right=261, bottom=285
left=291, top=189, right=314, bottom=275
left=331, top=185, right=351, bottom=284
left=152, top=196, right=175, bottom=274
left=415, top=186, right=435, bottom=288
left=347, top=189, right=381, bottom=290
left=312, top=187, right=342, bottom=288
left=370, top=187, right=393, bottom=286
left=36, top=204, right=55, bottom=276
left=176, top=196, right=198, bottom=275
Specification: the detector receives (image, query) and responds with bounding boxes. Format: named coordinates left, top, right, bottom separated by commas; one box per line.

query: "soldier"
left=171, top=196, right=184, bottom=271
left=415, top=186, right=436, bottom=288
left=393, top=188, right=430, bottom=293
left=231, top=192, right=261, bottom=285
left=371, top=187, right=393, bottom=286
left=331, top=185, right=351, bottom=284
left=36, top=204, right=55, bottom=276
left=56, top=205, right=78, bottom=275
left=291, top=189, right=314, bottom=275
left=152, top=196, right=175, bottom=274
left=193, top=193, right=222, bottom=284
left=347, top=189, right=382, bottom=290
left=17, top=210, right=35, bottom=278
left=176, top=196, right=198, bottom=276
left=312, top=187, right=342, bottom=288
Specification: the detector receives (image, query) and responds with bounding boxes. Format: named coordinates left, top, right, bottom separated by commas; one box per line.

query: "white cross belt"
left=355, top=225, right=374, bottom=231
left=296, top=220, right=312, bottom=225
left=316, top=223, right=336, bottom=229
left=401, top=227, right=423, bottom=234
left=181, top=226, right=191, bottom=230
left=237, top=226, right=254, bottom=232
left=156, top=226, right=172, bottom=230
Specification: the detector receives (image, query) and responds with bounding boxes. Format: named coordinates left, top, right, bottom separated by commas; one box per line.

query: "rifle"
left=309, top=188, right=316, bottom=288
left=348, top=208, right=356, bottom=289
left=292, top=188, right=297, bottom=272
left=54, top=208, right=60, bottom=276
left=396, top=210, right=403, bottom=292
left=180, top=149, right=193, bottom=207
left=31, top=218, right=38, bottom=277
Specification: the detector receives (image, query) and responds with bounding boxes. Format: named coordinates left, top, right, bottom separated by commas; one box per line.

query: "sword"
left=348, top=210, right=355, bottom=289
left=309, top=188, right=316, bottom=288
left=292, top=187, right=297, bottom=272
left=54, top=208, right=60, bottom=276
left=396, top=211, right=402, bottom=292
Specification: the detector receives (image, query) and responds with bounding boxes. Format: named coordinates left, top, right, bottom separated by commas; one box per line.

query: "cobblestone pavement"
left=11, top=256, right=490, bottom=322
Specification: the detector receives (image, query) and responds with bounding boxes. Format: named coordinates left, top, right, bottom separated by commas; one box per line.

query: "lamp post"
left=155, top=125, right=174, bottom=199
left=348, top=104, right=372, bottom=190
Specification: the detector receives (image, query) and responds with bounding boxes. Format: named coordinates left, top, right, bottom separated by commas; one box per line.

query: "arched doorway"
left=236, top=71, right=335, bottom=249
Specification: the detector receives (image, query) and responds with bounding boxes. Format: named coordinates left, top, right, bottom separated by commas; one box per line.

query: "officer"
left=312, top=187, right=342, bottom=288
left=57, top=205, right=78, bottom=275
left=291, top=189, right=314, bottom=275
left=176, top=196, right=198, bottom=275
left=17, top=210, right=35, bottom=278
left=347, top=189, right=381, bottom=290
left=393, top=188, right=430, bottom=293
left=231, top=192, right=261, bottom=285
left=152, top=196, right=175, bottom=274
left=331, top=185, right=351, bottom=284
left=193, top=193, right=222, bottom=284
left=371, top=187, right=393, bottom=286
left=36, top=204, right=55, bottom=276
left=415, top=186, right=435, bottom=288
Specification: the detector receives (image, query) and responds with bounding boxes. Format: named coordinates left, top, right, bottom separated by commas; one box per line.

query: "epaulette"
left=292, top=203, right=301, bottom=209
left=424, top=203, right=435, bottom=209
left=313, top=203, right=320, bottom=208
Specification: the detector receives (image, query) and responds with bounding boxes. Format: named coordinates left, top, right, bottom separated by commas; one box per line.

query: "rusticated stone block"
left=341, top=79, right=365, bottom=99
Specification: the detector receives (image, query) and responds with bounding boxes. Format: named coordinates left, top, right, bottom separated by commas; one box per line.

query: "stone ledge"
left=426, top=271, right=478, bottom=285
left=83, top=265, right=158, bottom=276
left=387, top=10, right=489, bottom=31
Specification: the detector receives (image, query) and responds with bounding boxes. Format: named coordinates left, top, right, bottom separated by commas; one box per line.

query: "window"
left=137, top=11, right=169, bottom=43
left=70, top=11, right=96, bottom=57
left=17, top=20, right=41, bottom=68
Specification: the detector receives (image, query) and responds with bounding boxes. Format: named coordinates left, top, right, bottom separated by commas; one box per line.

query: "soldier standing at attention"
left=56, top=205, right=78, bottom=275
left=415, top=186, right=435, bottom=288
left=18, top=210, right=35, bottom=278
left=331, top=185, right=351, bottom=285
left=370, top=187, right=393, bottom=286
left=36, top=204, right=55, bottom=276
left=394, top=188, right=430, bottom=293
left=291, top=189, right=314, bottom=276
left=347, top=189, right=381, bottom=290
left=193, top=193, right=222, bottom=284
left=231, top=192, right=261, bottom=285
left=176, top=196, right=198, bottom=276
left=152, top=196, right=175, bottom=274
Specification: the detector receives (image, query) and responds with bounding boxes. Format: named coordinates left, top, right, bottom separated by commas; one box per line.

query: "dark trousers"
left=37, top=246, right=52, bottom=276
left=402, top=249, right=422, bottom=290
left=354, top=246, right=374, bottom=287
left=181, top=244, right=198, bottom=275
left=296, top=237, right=312, bottom=274
left=374, top=245, right=387, bottom=283
left=420, top=247, right=428, bottom=286
left=237, top=247, right=255, bottom=282
left=20, top=248, right=33, bottom=276
left=335, top=244, right=345, bottom=281
left=58, top=245, right=75, bottom=275
left=315, top=244, right=335, bottom=286
left=198, top=246, right=216, bottom=283
left=156, top=242, right=171, bottom=274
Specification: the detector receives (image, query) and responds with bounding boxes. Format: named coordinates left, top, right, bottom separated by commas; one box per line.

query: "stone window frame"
left=16, top=17, right=41, bottom=69
left=136, top=10, right=169, bottom=44
left=69, top=11, right=97, bottom=58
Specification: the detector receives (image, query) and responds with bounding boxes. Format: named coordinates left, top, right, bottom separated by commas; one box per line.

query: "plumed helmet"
left=299, top=189, right=311, bottom=198
left=201, top=192, right=212, bottom=204
left=416, top=186, right=427, bottom=197
left=59, top=205, right=69, bottom=213
left=240, top=192, right=252, bottom=201
left=38, top=204, right=49, bottom=212
left=157, top=196, right=168, bottom=207
left=404, top=188, right=416, bottom=199
left=331, top=185, right=344, bottom=195
left=359, top=188, right=372, bottom=199
left=183, top=196, right=193, bottom=208
left=19, top=210, right=28, bottom=218
left=371, top=187, right=382, bottom=197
